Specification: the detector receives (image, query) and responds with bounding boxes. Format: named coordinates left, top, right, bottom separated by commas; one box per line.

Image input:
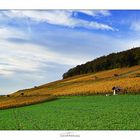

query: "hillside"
left=13, top=65, right=140, bottom=96
left=0, top=65, right=140, bottom=109
left=63, top=47, right=140, bottom=79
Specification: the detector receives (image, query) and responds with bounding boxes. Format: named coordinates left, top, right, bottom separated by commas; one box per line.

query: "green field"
left=0, top=95, right=140, bottom=130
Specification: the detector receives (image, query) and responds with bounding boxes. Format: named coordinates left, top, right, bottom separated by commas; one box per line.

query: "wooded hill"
left=63, top=47, right=140, bottom=79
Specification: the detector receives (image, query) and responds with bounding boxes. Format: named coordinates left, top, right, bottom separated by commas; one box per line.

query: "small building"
left=112, top=86, right=122, bottom=95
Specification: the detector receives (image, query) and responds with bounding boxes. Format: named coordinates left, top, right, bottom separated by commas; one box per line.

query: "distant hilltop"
left=63, top=47, right=140, bottom=79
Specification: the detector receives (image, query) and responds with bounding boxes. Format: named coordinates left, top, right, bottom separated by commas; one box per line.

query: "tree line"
left=63, top=47, right=140, bottom=79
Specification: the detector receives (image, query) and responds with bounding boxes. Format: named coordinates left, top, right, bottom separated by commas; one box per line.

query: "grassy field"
left=0, top=95, right=140, bottom=130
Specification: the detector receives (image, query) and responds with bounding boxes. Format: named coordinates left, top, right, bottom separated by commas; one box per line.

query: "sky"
left=0, top=10, right=140, bottom=95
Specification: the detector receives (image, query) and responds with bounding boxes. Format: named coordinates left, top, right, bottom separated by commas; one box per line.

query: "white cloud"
left=73, top=19, right=114, bottom=30
left=0, top=26, right=26, bottom=39
left=2, top=10, right=115, bottom=31
left=0, top=26, right=92, bottom=77
left=76, top=10, right=111, bottom=17
left=0, top=69, right=13, bottom=76
left=130, top=21, right=140, bottom=31
left=0, top=40, right=85, bottom=76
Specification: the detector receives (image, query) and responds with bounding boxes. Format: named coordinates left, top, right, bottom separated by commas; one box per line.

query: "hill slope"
left=12, top=65, right=140, bottom=96
left=1, top=65, right=140, bottom=109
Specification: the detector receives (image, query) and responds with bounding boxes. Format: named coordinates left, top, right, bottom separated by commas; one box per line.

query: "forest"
left=63, top=47, right=140, bottom=79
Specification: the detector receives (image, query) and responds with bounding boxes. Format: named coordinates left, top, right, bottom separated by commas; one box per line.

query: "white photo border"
left=0, top=0, right=140, bottom=140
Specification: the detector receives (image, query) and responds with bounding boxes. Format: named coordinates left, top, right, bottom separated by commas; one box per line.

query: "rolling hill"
left=0, top=64, right=140, bottom=109
left=13, top=65, right=140, bottom=97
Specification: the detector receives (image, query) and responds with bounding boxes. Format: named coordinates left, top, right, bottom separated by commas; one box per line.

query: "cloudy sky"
left=0, top=10, right=140, bottom=94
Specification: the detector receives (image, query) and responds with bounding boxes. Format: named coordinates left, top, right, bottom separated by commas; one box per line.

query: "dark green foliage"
left=63, top=47, right=140, bottom=79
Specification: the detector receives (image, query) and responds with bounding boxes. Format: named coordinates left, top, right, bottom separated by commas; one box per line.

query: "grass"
left=0, top=95, right=140, bottom=130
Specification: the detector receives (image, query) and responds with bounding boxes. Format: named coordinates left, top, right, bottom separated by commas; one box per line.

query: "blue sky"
left=0, top=10, right=140, bottom=95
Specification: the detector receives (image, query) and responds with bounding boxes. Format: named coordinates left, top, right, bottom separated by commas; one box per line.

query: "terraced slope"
left=0, top=65, right=140, bottom=109
left=12, top=65, right=140, bottom=96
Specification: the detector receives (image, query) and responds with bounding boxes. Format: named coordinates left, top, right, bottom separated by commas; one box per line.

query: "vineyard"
left=0, top=95, right=56, bottom=109
left=0, top=65, right=140, bottom=109
left=12, top=65, right=140, bottom=96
